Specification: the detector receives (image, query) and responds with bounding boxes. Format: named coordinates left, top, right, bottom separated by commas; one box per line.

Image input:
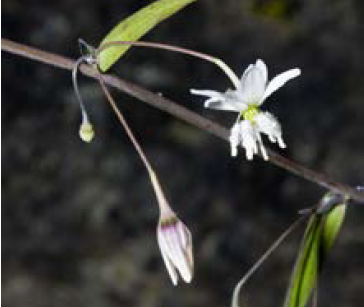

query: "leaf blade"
left=98, top=0, right=197, bottom=72
left=321, top=203, right=346, bottom=261
left=284, top=215, right=322, bottom=307
left=284, top=193, right=348, bottom=307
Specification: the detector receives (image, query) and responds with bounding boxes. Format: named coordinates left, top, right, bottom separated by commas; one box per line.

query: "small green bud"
left=79, top=121, right=95, bottom=143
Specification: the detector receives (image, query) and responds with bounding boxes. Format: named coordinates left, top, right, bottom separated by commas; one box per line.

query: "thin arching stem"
left=97, top=40, right=241, bottom=89
left=231, top=215, right=307, bottom=307
left=96, top=72, right=171, bottom=214
left=72, top=56, right=90, bottom=123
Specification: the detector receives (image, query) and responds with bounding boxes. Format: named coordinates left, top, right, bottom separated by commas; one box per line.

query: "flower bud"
left=157, top=211, right=194, bottom=286
left=79, top=120, right=94, bottom=143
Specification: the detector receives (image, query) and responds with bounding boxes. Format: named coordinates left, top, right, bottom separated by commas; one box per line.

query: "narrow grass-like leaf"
left=321, top=203, right=346, bottom=258
left=284, top=193, right=348, bottom=307
left=284, top=215, right=322, bottom=307
left=98, top=0, right=197, bottom=72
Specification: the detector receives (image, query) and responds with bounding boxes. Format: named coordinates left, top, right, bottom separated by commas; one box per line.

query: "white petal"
left=260, top=145, right=269, bottom=160
left=157, top=217, right=194, bottom=285
left=239, top=120, right=254, bottom=136
left=190, top=89, right=241, bottom=112
left=278, top=137, right=286, bottom=149
left=260, top=68, right=301, bottom=104
left=176, top=222, right=193, bottom=283
left=240, top=64, right=253, bottom=81
left=255, top=132, right=269, bottom=160
left=239, top=64, right=266, bottom=105
left=164, top=227, right=188, bottom=278
left=231, top=145, right=238, bottom=157
left=185, top=235, right=194, bottom=282
left=255, top=59, right=268, bottom=86
left=190, top=89, right=222, bottom=97
left=158, top=228, right=179, bottom=285
left=239, top=121, right=259, bottom=160
left=230, top=123, right=241, bottom=143
left=229, top=123, right=241, bottom=157
left=190, top=89, right=224, bottom=103
left=224, top=89, right=249, bottom=111
left=255, top=112, right=281, bottom=135
left=255, top=112, right=286, bottom=150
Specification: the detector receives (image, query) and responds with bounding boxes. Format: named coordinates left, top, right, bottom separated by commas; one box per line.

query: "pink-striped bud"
left=157, top=211, right=194, bottom=286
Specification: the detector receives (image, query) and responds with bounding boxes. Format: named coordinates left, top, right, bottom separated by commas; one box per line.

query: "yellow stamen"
left=241, top=104, right=259, bottom=123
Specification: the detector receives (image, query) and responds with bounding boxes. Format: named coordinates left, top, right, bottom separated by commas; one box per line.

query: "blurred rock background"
left=2, top=0, right=364, bottom=306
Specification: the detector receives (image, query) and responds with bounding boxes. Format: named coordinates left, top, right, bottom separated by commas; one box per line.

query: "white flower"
left=191, top=59, right=300, bottom=160
left=157, top=210, right=194, bottom=286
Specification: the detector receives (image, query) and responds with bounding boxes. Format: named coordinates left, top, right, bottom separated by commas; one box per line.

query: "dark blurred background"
left=2, top=0, right=364, bottom=306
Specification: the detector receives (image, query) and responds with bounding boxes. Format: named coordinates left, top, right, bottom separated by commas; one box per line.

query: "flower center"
left=241, top=104, right=259, bottom=123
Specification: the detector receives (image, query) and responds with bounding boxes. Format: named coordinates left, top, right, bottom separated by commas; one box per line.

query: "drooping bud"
left=157, top=210, right=194, bottom=286
left=73, top=52, right=96, bottom=144
left=79, top=118, right=94, bottom=143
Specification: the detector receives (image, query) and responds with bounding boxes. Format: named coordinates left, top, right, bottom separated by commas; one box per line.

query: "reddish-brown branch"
left=2, top=37, right=364, bottom=203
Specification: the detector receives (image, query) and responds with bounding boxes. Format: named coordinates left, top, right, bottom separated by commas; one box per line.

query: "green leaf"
left=284, top=193, right=348, bottom=307
left=98, top=0, right=197, bottom=72
left=284, top=215, right=322, bottom=307
left=321, top=203, right=346, bottom=257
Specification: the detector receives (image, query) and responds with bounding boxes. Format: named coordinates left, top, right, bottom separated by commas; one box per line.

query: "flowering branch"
left=2, top=37, right=364, bottom=203
left=98, top=62, right=194, bottom=286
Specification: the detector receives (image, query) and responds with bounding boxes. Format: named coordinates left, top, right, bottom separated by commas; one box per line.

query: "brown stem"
left=97, top=73, right=171, bottom=214
left=2, top=37, right=364, bottom=203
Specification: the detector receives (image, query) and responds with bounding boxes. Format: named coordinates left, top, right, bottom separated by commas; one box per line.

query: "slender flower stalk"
left=97, top=74, right=193, bottom=285
left=72, top=55, right=95, bottom=142
left=97, top=40, right=241, bottom=90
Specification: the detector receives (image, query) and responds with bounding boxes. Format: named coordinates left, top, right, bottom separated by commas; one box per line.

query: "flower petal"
left=158, top=227, right=179, bottom=285
left=224, top=89, right=249, bottom=111
left=255, top=112, right=286, bottom=149
left=255, top=112, right=280, bottom=134
left=239, top=64, right=266, bottom=105
left=255, top=59, right=268, bottom=86
left=157, top=215, right=194, bottom=285
left=176, top=221, right=193, bottom=283
left=255, top=132, right=269, bottom=160
left=260, top=68, right=301, bottom=104
left=190, top=89, right=241, bottom=112
left=229, top=122, right=241, bottom=157
left=190, top=89, right=222, bottom=98
left=240, top=64, right=253, bottom=82
left=239, top=120, right=258, bottom=160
